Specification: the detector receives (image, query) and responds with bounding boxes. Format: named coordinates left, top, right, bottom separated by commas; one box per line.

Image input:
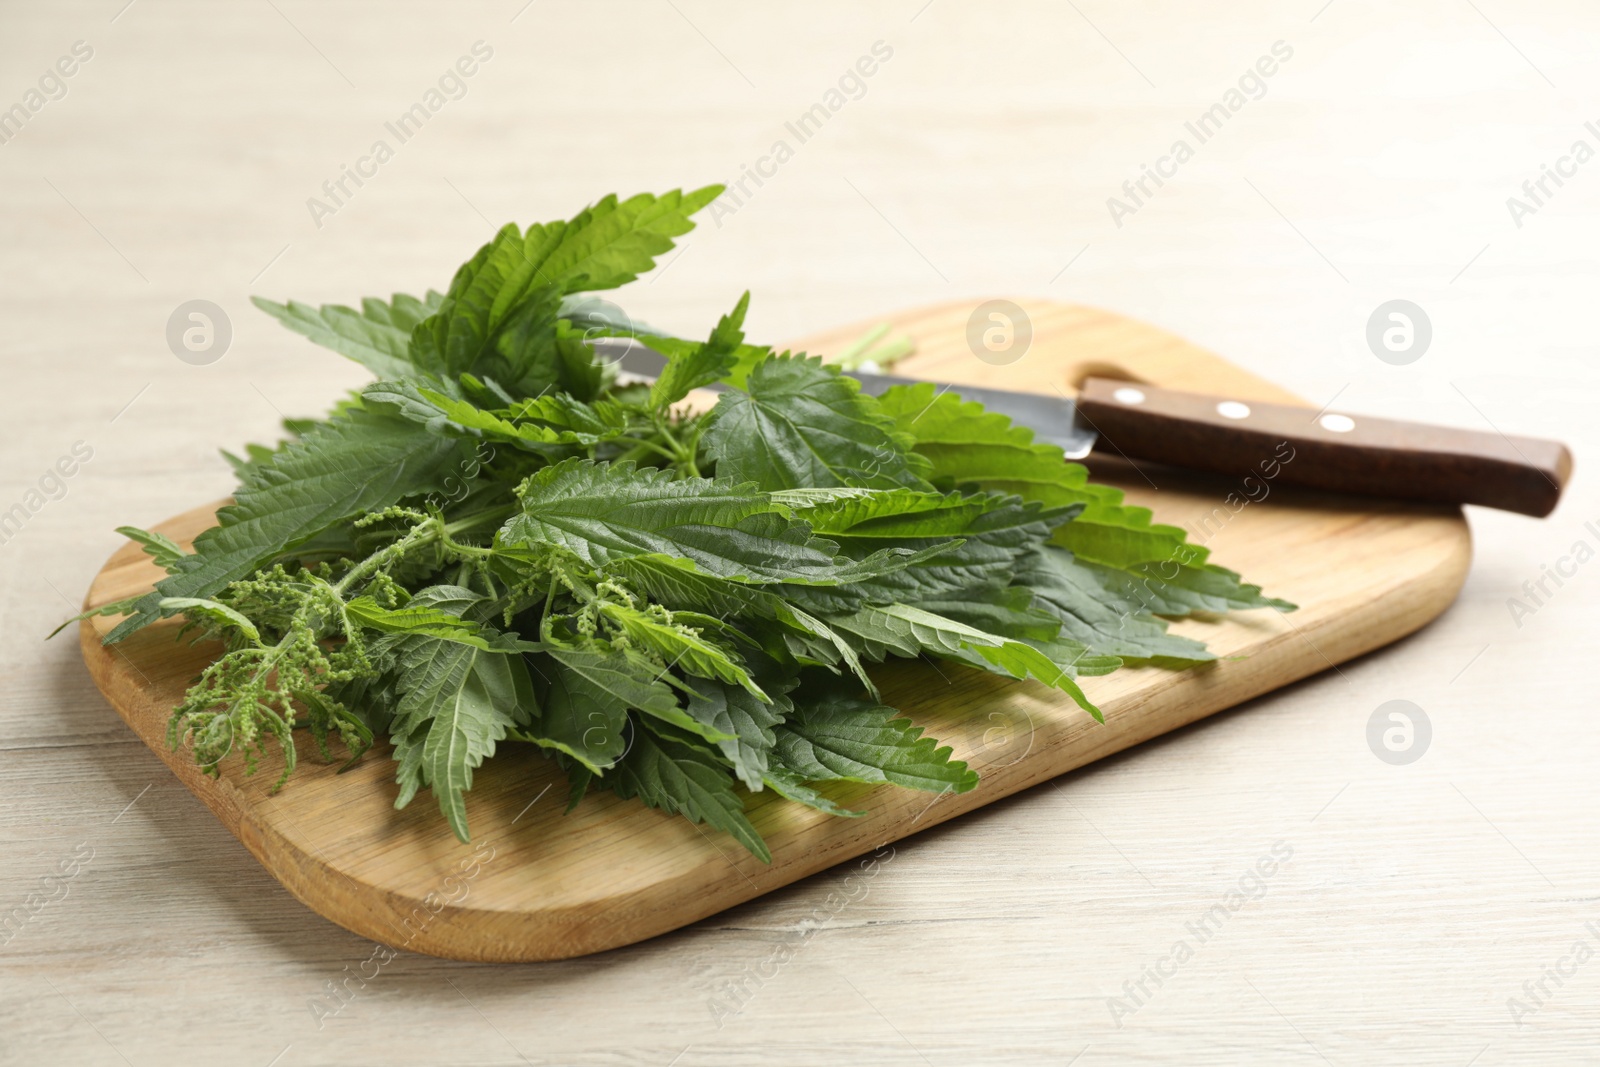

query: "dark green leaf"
left=606, top=724, right=770, bottom=862
left=1017, top=546, right=1217, bottom=663
left=774, top=694, right=977, bottom=794
left=704, top=355, right=932, bottom=492
left=388, top=629, right=536, bottom=842
left=501, top=458, right=848, bottom=585
left=683, top=679, right=788, bottom=790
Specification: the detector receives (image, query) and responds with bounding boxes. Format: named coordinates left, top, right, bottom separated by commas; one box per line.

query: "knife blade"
left=594, top=338, right=1573, bottom=518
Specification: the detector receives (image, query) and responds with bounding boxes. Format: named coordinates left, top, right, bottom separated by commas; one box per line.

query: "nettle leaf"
left=1089, top=557, right=1296, bottom=615
left=411, top=225, right=562, bottom=381
left=876, top=382, right=1290, bottom=615
left=683, top=679, right=789, bottom=790
left=344, top=596, right=501, bottom=647
left=502, top=458, right=849, bottom=584
left=595, top=328, right=771, bottom=391
left=538, top=187, right=723, bottom=293
left=253, top=292, right=442, bottom=380
left=503, top=392, right=628, bottom=436
left=365, top=380, right=624, bottom=451
left=1017, top=546, right=1215, bottom=664
left=772, top=486, right=1003, bottom=535
left=219, top=409, right=358, bottom=493
left=359, top=291, right=444, bottom=332
left=774, top=693, right=977, bottom=794
left=912, top=582, right=1063, bottom=645
left=405, top=584, right=504, bottom=624
left=116, top=525, right=188, bottom=573
left=596, top=600, right=766, bottom=699
left=526, top=643, right=683, bottom=772
left=606, top=724, right=770, bottom=863
left=408, top=240, right=606, bottom=400
left=704, top=355, right=932, bottom=492
left=602, top=554, right=790, bottom=619
left=772, top=604, right=880, bottom=696
left=487, top=303, right=609, bottom=402
left=410, top=188, right=719, bottom=384
left=388, top=631, right=536, bottom=842
left=825, top=601, right=1100, bottom=717
left=106, top=407, right=470, bottom=644
left=526, top=650, right=628, bottom=772
left=760, top=764, right=863, bottom=817
left=775, top=487, right=1069, bottom=600
left=47, top=595, right=147, bottom=639
left=597, top=554, right=883, bottom=695
left=874, top=382, right=1191, bottom=558
left=911, top=581, right=1122, bottom=683
left=558, top=294, right=670, bottom=339
left=157, top=597, right=260, bottom=643
left=651, top=291, right=749, bottom=410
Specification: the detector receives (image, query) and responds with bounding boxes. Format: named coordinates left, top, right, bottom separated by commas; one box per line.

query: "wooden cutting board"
left=78, top=300, right=1471, bottom=962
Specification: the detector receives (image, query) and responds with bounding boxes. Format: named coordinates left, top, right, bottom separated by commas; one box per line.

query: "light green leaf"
left=537, top=186, right=723, bottom=294
left=252, top=293, right=440, bottom=380
left=409, top=188, right=719, bottom=389
left=825, top=601, right=1100, bottom=717
left=875, top=382, right=1195, bottom=559
left=116, top=525, right=189, bottom=573
left=157, top=597, right=261, bottom=643
left=47, top=595, right=144, bottom=639
left=365, top=380, right=624, bottom=451
left=651, top=291, right=749, bottom=410
left=344, top=596, right=497, bottom=646
left=596, top=600, right=766, bottom=699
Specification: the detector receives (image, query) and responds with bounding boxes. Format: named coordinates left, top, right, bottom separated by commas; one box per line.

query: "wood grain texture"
left=1076, top=377, right=1573, bottom=516
left=76, top=299, right=1472, bottom=962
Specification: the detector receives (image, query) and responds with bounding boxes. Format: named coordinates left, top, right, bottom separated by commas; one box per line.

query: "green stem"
left=333, top=522, right=441, bottom=596
left=440, top=533, right=494, bottom=559
left=444, top=504, right=514, bottom=537
left=611, top=436, right=679, bottom=461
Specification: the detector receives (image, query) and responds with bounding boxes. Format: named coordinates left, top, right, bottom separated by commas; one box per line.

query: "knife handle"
left=1075, top=378, right=1573, bottom=517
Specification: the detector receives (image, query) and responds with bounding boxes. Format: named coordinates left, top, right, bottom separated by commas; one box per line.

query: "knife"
left=598, top=339, right=1572, bottom=518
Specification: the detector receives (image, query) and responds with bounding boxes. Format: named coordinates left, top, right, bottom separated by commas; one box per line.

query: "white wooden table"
left=3, top=2, right=1597, bottom=1063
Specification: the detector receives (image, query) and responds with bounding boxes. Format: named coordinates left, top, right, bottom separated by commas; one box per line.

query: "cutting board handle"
left=1076, top=377, right=1573, bottom=517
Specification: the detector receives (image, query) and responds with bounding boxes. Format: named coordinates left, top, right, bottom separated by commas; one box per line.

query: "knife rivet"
left=1113, top=387, right=1146, bottom=405
left=1320, top=413, right=1356, bottom=433
left=1217, top=400, right=1251, bottom=419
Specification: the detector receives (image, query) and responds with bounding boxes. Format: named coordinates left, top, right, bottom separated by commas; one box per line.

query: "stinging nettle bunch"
left=74, top=187, right=1291, bottom=860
